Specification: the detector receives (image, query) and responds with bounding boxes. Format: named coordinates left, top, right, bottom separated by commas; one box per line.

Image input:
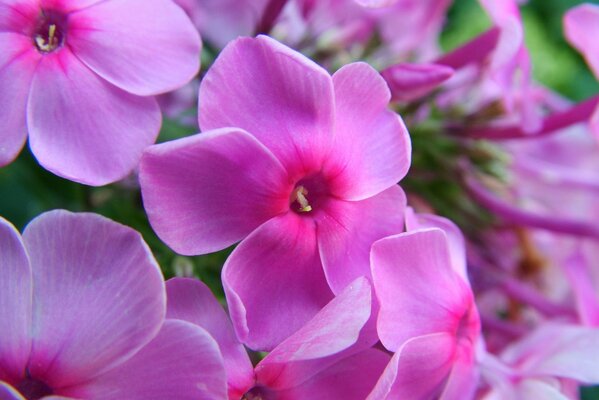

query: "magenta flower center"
left=289, top=173, right=330, bottom=214
left=241, top=385, right=274, bottom=400
left=33, top=11, right=67, bottom=53
left=16, top=377, right=53, bottom=400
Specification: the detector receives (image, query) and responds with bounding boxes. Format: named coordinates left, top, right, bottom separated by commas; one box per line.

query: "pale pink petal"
left=65, top=320, right=227, bottom=400
left=517, top=380, right=569, bottom=400
left=165, top=278, right=254, bottom=396
left=381, top=62, right=454, bottom=103
left=325, top=62, right=411, bottom=201
left=371, top=229, right=471, bottom=350
left=256, top=278, right=377, bottom=391
left=564, top=4, right=599, bottom=80
left=317, top=185, right=406, bottom=294
left=0, top=217, right=31, bottom=383
left=140, top=128, right=290, bottom=255
left=69, top=0, right=201, bottom=96
left=405, top=208, right=468, bottom=282
left=23, top=211, right=165, bottom=388
left=0, top=382, right=24, bottom=400
left=223, top=213, right=334, bottom=351
left=368, top=333, right=456, bottom=400
left=0, top=33, right=39, bottom=167
left=27, top=49, right=160, bottom=186
left=199, top=35, right=335, bottom=178
left=275, top=349, right=390, bottom=400
left=354, top=0, right=398, bottom=7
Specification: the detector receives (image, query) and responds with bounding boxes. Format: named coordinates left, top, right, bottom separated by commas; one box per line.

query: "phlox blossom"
left=0, top=210, right=226, bottom=399
left=0, top=0, right=201, bottom=185
left=140, top=35, right=411, bottom=350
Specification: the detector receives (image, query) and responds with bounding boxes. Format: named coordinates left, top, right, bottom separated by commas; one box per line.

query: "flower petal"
left=140, top=128, right=290, bottom=255
left=165, top=278, right=254, bottom=397
left=223, top=213, right=334, bottom=351
left=317, top=185, right=406, bottom=294
left=0, top=1, right=38, bottom=34
left=325, top=62, right=411, bottom=201
left=381, top=62, right=454, bottom=103
left=439, top=343, right=479, bottom=400
left=0, top=33, right=39, bottom=167
left=371, top=229, right=471, bottom=350
left=564, top=4, right=599, bottom=80
left=23, top=211, right=165, bottom=388
left=0, top=217, right=31, bottom=383
left=199, top=35, right=335, bottom=178
left=275, top=349, right=390, bottom=400
left=368, top=333, right=456, bottom=400
left=256, top=277, right=376, bottom=390
left=68, top=0, right=201, bottom=96
left=64, top=320, right=227, bottom=400
left=27, top=49, right=160, bottom=185
left=0, top=382, right=25, bottom=400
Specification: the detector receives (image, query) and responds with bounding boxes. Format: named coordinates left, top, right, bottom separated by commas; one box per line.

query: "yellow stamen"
left=35, top=24, right=58, bottom=52
left=294, top=186, right=312, bottom=213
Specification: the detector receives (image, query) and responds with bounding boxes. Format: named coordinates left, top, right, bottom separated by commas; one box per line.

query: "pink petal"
left=381, top=62, right=454, bottom=103
left=68, top=0, right=201, bottom=96
left=517, top=380, right=569, bottom=400
left=354, top=0, right=398, bottom=7
left=223, top=213, right=334, bottom=351
left=0, top=1, right=38, bottom=34
left=368, top=333, right=456, bottom=400
left=325, top=62, right=411, bottom=201
left=256, top=278, right=379, bottom=392
left=140, top=128, right=290, bottom=255
left=27, top=49, right=160, bottom=186
left=405, top=209, right=468, bottom=282
left=65, top=320, right=227, bottom=400
left=371, top=229, right=471, bottom=350
left=317, top=185, right=406, bottom=294
left=439, top=343, right=478, bottom=400
left=199, top=35, right=335, bottom=178
left=0, top=34, right=39, bottom=167
left=275, top=349, right=390, bottom=400
left=165, top=278, right=254, bottom=396
left=0, top=217, right=31, bottom=383
left=23, top=211, right=166, bottom=388
left=564, top=4, right=599, bottom=80
left=0, top=382, right=24, bottom=400
left=39, top=0, right=104, bottom=13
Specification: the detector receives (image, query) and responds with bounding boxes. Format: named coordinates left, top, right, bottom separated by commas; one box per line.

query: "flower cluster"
left=1, top=0, right=599, bottom=399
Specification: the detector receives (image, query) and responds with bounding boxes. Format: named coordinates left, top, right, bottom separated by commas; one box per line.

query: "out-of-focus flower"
left=481, top=323, right=599, bottom=399
left=381, top=63, right=454, bottom=103
left=140, top=35, right=411, bottom=350
left=172, top=0, right=270, bottom=49
left=0, top=210, right=226, bottom=399
left=166, top=277, right=388, bottom=400
left=0, top=0, right=201, bottom=185
left=368, top=228, right=482, bottom=400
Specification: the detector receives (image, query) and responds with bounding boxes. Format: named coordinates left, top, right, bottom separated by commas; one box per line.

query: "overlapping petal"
left=317, top=185, right=406, bottom=293
left=223, top=213, right=334, bottom=351
left=0, top=219, right=31, bottom=383
left=564, top=4, right=599, bottom=79
left=68, top=0, right=201, bottom=96
left=326, top=62, right=411, bottom=201
left=22, top=211, right=166, bottom=388
left=27, top=49, right=160, bottom=185
left=0, top=382, right=25, bottom=400
left=199, top=35, right=335, bottom=178
left=65, top=320, right=227, bottom=400
left=140, top=128, right=290, bottom=255
left=165, top=278, right=254, bottom=396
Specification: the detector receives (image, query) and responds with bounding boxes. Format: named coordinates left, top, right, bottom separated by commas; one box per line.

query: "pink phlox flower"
left=0, top=210, right=226, bottom=399
left=140, top=35, right=411, bottom=350
left=166, top=277, right=388, bottom=400
left=368, top=228, right=482, bottom=400
left=0, top=0, right=201, bottom=185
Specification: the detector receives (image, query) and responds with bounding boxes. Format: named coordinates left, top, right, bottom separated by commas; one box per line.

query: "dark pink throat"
left=33, top=10, right=67, bottom=53
left=241, top=385, right=275, bottom=400
left=16, top=376, right=53, bottom=400
left=456, top=305, right=479, bottom=343
left=289, top=172, right=331, bottom=215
